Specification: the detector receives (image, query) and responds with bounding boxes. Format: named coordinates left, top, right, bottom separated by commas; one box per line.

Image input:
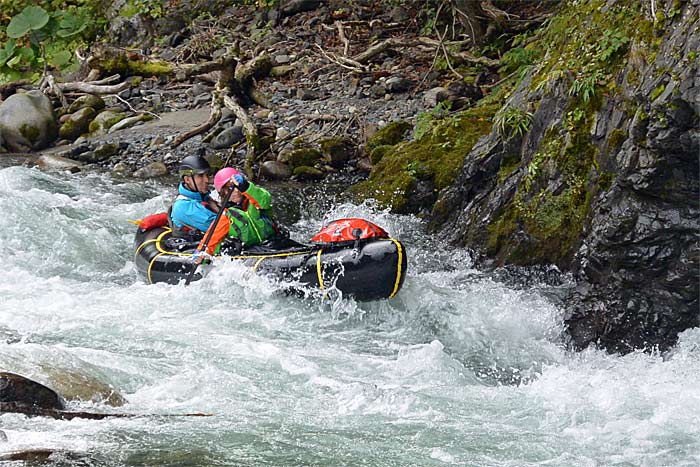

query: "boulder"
left=0, top=91, right=58, bottom=152
left=59, top=107, right=97, bottom=141
left=133, top=161, right=168, bottom=178
left=0, top=372, right=65, bottom=410
left=36, top=155, right=83, bottom=173
left=260, top=160, right=292, bottom=180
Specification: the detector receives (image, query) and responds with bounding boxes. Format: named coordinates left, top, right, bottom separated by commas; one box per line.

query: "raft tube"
left=134, top=227, right=407, bottom=301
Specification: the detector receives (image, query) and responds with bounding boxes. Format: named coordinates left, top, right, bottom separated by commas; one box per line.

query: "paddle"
left=184, top=181, right=237, bottom=286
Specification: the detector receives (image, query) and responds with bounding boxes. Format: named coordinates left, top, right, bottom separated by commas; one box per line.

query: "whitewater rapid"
left=1, top=165, right=698, bottom=466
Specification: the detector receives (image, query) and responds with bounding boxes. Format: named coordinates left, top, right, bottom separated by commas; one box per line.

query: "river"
left=1, top=164, right=698, bottom=466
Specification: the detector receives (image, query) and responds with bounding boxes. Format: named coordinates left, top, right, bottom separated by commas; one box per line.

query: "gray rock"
left=133, top=161, right=168, bottom=178
left=210, top=121, right=244, bottom=149
left=0, top=90, right=58, bottom=152
left=260, top=160, right=292, bottom=180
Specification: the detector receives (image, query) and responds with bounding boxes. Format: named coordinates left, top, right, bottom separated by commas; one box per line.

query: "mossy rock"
left=287, top=147, right=323, bottom=169
left=270, top=65, right=294, bottom=77
left=369, top=144, right=392, bottom=165
left=352, top=103, right=497, bottom=212
left=67, top=95, right=106, bottom=114
left=59, top=107, right=97, bottom=141
left=319, top=137, right=354, bottom=168
left=293, top=166, right=324, bottom=180
left=89, top=110, right=128, bottom=135
left=366, top=120, right=413, bottom=153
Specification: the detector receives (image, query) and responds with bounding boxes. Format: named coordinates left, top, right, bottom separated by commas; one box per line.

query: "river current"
left=0, top=164, right=698, bottom=466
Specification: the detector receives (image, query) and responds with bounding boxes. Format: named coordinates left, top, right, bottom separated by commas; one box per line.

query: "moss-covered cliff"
left=424, top=0, right=698, bottom=353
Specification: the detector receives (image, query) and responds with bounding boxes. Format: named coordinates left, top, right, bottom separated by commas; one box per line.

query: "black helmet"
left=179, top=155, right=211, bottom=176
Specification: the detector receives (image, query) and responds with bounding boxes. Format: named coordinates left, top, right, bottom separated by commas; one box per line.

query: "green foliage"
left=499, top=47, right=536, bottom=77
left=0, top=2, right=98, bottom=83
left=413, top=101, right=451, bottom=140
left=121, top=0, right=164, bottom=19
left=530, top=2, right=642, bottom=100
left=494, top=106, right=533, bottom=137
left=6, top=6, right=50, bottom=39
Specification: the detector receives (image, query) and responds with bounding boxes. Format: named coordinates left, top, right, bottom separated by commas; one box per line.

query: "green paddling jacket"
left=197, top=181, right=277, bottom=255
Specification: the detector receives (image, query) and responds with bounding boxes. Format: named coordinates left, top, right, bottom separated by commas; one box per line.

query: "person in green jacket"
left=194, top=167, right=277, bottom=260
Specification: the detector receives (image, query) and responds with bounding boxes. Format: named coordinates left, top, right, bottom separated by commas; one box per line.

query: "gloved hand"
left=191, top=250, right=212, bottom=264
left=232, top=173, right=248, bottom=192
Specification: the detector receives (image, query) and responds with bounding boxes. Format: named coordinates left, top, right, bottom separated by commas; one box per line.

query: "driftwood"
left=170, top=52, right=268, bottom=179
left=57, top=79, right=130, bottom=95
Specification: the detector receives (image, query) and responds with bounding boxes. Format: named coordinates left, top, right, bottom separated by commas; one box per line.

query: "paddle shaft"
left=184, top=182, right=237, bottom=286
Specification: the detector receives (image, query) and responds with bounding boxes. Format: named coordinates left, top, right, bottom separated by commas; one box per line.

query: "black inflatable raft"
left=133, top=225, right=407, bottom=301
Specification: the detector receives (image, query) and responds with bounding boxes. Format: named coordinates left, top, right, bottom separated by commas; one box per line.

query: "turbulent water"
left=1, top=164, right=699, bottom=466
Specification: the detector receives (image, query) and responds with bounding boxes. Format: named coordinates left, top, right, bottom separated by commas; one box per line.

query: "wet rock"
left=46, top=370, right=126, bottom=407
left=0, top=90, right=58, bottom=152
left=0, top=372, right=65, bottom=410
left=430, top=3, right=699, bottom=353
left=36, top=155, right=83, bottom=173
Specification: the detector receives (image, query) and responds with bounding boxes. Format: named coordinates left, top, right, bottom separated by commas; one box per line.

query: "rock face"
left=430, top=1, right=699, bottom=353
left=0, top=91, right=58, bottom=152
left=566, top=5, right=700, bottom=352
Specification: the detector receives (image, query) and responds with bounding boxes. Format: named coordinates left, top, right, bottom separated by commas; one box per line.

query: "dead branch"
left=316, top=44, right=366, bottom=73
left=57, top=80, right=131, bottom=94
left=222, top=93, right=258, bottom=178
left=171, top=91, right=223, bottom=147
left=234, top=53, right=272, bottom=85
left=175, top=56, right=237, bottom=82
left=349, top=35, right=500, bottom=69
left=335, top=21, right=350, bottom=56
left=106, top=93, right=161, bottom=119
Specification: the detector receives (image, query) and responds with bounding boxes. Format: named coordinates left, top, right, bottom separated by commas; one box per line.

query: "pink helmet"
left=214, top=167, right=241, bottom=191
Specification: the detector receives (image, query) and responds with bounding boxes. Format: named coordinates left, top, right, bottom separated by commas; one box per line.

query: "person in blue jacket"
left=169, top=155, right=218, bottom=237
